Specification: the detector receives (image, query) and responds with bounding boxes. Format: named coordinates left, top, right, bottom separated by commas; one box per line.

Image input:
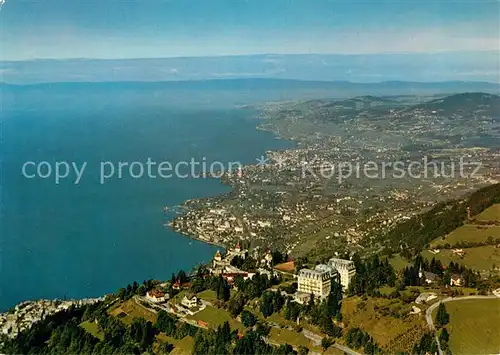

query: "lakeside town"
left=170, top=93, right=500, bottom=261
left=2, top=93, right=500, bottom=355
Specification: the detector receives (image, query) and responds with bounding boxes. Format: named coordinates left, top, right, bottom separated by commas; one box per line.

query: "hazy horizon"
left=2, top=52, right=499, bottom=85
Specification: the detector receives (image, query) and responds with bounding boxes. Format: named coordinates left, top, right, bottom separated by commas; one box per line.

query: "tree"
left=435, top=303, right=450, bottom=328
left=129, top=317, right=156, bottom=348
left=155, top=311, right=177, bottom=336
left=176, top=270, right=188, bottom=284
left=321, top=337, right=333, bottom=351
left=298, top=345, right=309, bottom=355
left=228, top=292, right=246, bottom=317
left=157, top=341, right=174, bottom=354
left=260, top=292, right=274, bottom=317
left=241, top=310, right=258, bottom=328
left=216, top=276, right=230, bottom=302
left=439, top=328, right=449, bottom=343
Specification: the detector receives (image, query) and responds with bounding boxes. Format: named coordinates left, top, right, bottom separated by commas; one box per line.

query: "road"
left=302, top=329, right=362, bottom=355
left=331, top=342, right=363, bottom=355
left=425, top=295, right=499, bottom=355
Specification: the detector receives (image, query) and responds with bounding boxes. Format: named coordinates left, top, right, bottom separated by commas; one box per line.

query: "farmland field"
left=422, top=246, right=500, bottom=272
left=185, top=305, right=244, bottom=331
left=388, top=255, right=411, bottom=271
left=196, top=289, right=218, bottom=303
left=108, top=298, right=157, bottom=324
left=80, top=320, right=104, bottom=340
left=475, top=204, right=500, bottom=222
left=442, top=299, right=500, bottom=354
left=430, top=224, right=500, bottom=248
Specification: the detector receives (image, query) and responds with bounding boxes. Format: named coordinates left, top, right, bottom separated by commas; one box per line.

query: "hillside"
left=400, top=92, right=500, bottom=118
left=379, top=183, right=500, bottom=256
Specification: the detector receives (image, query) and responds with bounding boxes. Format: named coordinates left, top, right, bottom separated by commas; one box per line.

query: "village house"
left=172, top=280, right=191, bottom=290
left=181, top=295, right=200, bottom=309
left=452, top=248, right=466, bottom=257
left=420, top=270, right=439, bottom=284
left=146, top=289, right=167, bottom=303
left=450, top=274, right=464, bottom=287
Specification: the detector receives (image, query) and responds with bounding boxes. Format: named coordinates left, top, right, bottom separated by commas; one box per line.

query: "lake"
left=0, top=84, right=294, bottom=310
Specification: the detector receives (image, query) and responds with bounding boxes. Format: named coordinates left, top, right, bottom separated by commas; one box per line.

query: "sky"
left=1, top=0, right=499, bottom=60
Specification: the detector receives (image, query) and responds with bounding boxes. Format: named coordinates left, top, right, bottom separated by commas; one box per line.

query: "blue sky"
left=1, top=0, right=499, bottom=60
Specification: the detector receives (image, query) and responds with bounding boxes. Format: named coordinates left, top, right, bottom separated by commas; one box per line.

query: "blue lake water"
left=0, top=88, right=294, bottom=310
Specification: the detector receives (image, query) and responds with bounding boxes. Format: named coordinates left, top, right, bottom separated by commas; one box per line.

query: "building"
left=214, top=250, right=223, bottom=263
left=297, top=268, right=332, bottom=299
left=419, top=270, right=439, bottom=284
left=146, top=290, right=167, bottom=303
left=211, top=243, right=248, bottom=275
left=181, top=295, right=199, bottom=309
left=450, top=274, right=464, bottom=287
left=261, top=249, right=273, bottom=268
left=326, top=257, right=357, bottom=290
left=231, top=242, right=247, bottom=259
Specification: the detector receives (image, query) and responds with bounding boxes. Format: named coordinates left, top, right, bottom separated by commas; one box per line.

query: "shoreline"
left=166, top=107, right=296, bottom=249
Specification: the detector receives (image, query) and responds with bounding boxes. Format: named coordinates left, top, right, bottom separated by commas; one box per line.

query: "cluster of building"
left=419, top=268, right=465, bottom=287
left=0, top=298, right=103, bottom=339
left=209, top=243, right=275, bottom=284
left=295, top=257, right=356, bottom=303
left=168, top=294, right=205, bottom=316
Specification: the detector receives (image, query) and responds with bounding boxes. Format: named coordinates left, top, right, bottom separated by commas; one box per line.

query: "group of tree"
left=305, top=280, right=343, bottom=337
left=260, top=291, right=286, bottom=318
left=240, top=310, right=258, bottom=328
left=435, top=303, right=450, bottom=328
left=439, top=328, right=451, bottom=354
left=170, top=269, right=189, bottom=284
left=401, top=255, right=480, bottom=288
left=2, top=295, right=300, bottom=355
left=192, top=321, right=234, bottom=355
left=348, top=254, right=396, bottom=296
left=345, top=327, right=383, bottom=354
left=234, top=272, right=280, bottom=300
left=155, top=310, right=197, bottom=340
left=117, top=279, right=157, bottom=301
left=230, top=255, right=258, bottom=272
left=215, top=276, right=231, bottom=302
left=412, top=332, right=438, bottom=355
left=192, top=320, right=297, bottom=355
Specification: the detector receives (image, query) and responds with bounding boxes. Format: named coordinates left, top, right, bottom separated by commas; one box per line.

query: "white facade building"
left=181, top=295, right=199, bottom=309
left=297, top=268, right=332, bottom=299
left=314, top=258, right=356, bottom=290
left=146, top=290, right=167, bottom=303
left=328, top=258, right=356, bottom=290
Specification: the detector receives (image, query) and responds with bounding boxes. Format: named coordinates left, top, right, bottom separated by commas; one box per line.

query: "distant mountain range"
left=1, top=80, right=499, bottom=110
left=2, top=78, right=500, bottom=91
left=1, top=52, right=499, bottom=84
